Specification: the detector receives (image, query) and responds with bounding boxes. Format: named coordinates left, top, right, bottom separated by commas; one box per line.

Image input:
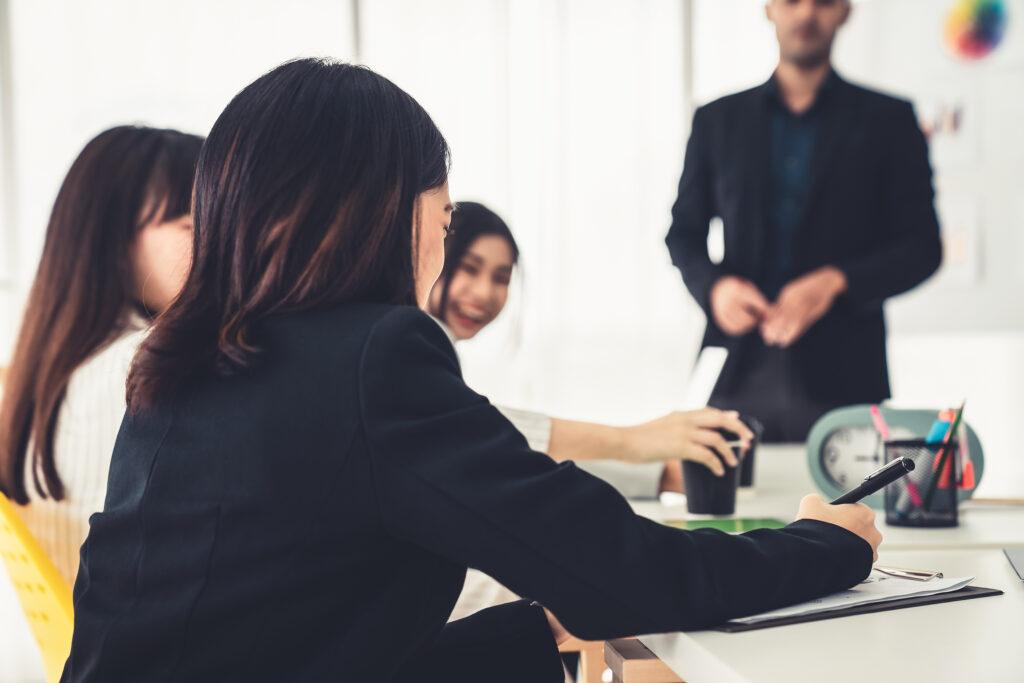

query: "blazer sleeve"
left=837, top=101, right=943, bottom=306
left=665, top=105, right=724, bottom=315
left=358, top=307, right=872, bottom=640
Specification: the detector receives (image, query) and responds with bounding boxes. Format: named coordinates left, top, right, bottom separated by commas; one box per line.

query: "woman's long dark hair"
left=432, top=201, right=520, bottom=321
left=127, top=59, right=450, bottom=411
left=0, top=126, right=203, bottom=503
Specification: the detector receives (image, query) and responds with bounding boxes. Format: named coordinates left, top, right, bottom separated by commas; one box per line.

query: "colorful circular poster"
left=945, top=0, right=1008, bottom=60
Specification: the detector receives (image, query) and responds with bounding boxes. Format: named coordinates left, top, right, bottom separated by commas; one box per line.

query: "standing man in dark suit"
left=666, top=0, right=942, bottom=442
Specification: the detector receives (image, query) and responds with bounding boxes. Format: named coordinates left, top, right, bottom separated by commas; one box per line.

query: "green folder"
left=662, top=518, right=786, bottom=533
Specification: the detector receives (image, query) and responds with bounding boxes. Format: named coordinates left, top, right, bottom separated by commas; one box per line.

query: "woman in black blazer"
left=62, top=59, right=881, bottom=683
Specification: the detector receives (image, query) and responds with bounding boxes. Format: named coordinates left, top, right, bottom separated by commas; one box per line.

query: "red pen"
left=870, top=405, right=890, bottom=441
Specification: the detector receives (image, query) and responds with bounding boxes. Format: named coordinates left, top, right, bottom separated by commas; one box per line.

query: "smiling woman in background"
left=62, top=59, right=880, bottom=683
left=431, top=202, right=757, bottom=620
left=430, top=201, right=753, bottom=498
left=0, top=126, right=202, bottom=585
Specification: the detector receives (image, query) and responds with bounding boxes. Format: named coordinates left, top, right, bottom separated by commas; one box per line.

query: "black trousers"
left=710, top=343, right=838, bottom=443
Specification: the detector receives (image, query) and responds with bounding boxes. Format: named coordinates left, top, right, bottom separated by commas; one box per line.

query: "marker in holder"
left=884, top=439, right=960, bottom=528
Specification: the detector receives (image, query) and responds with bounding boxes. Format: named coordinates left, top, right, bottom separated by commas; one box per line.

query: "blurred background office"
left=0, top=1, right=1022, bottom=680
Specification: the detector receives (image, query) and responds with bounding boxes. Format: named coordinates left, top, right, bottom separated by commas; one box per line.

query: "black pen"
left=831, top=457, right=916, bottom=505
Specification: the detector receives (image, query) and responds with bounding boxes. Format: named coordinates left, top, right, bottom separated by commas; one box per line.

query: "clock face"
left=820, top=426, right=914, bottom=489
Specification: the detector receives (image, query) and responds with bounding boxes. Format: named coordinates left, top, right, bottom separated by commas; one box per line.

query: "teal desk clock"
left=806, top=404, right=985, bottom=509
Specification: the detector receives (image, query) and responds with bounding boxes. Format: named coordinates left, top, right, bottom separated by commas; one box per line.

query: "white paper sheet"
left=681, top=346, right=728, bottom=410
left=729, top=570, right=975, bottom=625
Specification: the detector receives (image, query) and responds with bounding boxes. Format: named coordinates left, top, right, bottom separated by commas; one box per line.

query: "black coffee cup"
left=683, top=457, right=739, bottom=515
left=735, top=415, right=764, bottom=487
left=709, top=414, right=764, bottom=488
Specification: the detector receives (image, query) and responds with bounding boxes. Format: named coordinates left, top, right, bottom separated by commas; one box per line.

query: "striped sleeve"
left=494, top=406, right=552, bottom=454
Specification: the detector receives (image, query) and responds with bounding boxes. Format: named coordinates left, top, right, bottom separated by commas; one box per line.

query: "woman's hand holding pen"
left=796, top=494, right=883, bottom=562
left=619, top=408, right=753, bottom=476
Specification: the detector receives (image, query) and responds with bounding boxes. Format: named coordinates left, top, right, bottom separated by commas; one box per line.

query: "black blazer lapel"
left=797, top=75, right=858, bottom=238
left=740, top=85, right=772, bottom=280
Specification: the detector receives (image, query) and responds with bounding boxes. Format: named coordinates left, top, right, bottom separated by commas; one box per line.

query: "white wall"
left=0, top=0, right=15, bottom=371
left=889, top=333, right=1024, bottom=498
left=360, top=0, right=699, bottom=423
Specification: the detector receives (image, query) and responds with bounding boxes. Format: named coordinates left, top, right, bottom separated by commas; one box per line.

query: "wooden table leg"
left=604, top=638, right=683, bottom=683
left=559, top=637, right=607, bottom=683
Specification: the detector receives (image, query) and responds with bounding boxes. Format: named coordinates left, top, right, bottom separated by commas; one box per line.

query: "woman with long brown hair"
left=0, top=125, right=203, bottom=584
left=63, top=60, right=879, bottom=683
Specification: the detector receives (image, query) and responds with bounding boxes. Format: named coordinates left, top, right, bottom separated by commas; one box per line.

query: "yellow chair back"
left=0, top=493, right=74, bottom=683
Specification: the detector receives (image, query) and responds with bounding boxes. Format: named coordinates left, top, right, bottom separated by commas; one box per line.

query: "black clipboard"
left=714, top=585, right=1004, bottom=633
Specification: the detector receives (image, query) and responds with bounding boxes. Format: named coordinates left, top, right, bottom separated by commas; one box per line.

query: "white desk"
left=640, top=548, right=1024, bottom=683
left=632, top=445, right=1024, bottom=550
left=630, top=445, right=1024, bottom=682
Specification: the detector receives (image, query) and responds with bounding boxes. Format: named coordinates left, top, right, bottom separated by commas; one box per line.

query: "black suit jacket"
left=666, top=72, right=942, bottom=404
left=63, top=304, right=871, bottom=682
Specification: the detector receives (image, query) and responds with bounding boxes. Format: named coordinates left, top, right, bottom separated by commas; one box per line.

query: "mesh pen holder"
left=884, top=439, right=960, bottom=528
